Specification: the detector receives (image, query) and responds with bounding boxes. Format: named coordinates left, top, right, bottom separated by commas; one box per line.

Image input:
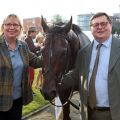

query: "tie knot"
left=97, top=43, right=102, bottom=49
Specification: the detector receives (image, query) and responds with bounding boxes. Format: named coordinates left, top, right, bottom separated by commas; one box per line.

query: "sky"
left=0, top=0, right=120, bottom=24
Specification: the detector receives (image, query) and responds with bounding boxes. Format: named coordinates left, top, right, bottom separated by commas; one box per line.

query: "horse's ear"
left=41, top=15, right=49, bottom=33
left=62, top=16, right=72, bottom=34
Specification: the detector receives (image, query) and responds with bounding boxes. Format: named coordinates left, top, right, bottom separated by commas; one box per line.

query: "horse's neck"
left=78, top=32, right=91, bottom=49
left=67, top=30, right=90, bottom=70
left=67, top=39, right=79, bottom=70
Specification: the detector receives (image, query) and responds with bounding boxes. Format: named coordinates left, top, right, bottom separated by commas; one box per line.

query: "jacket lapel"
left=0, top=38, right=12, bottom=69
left=84, top=42, right=93, bottom=78
left=109, top=37, right=120, bottom=72
left=18, top=42, right=28, bottom=66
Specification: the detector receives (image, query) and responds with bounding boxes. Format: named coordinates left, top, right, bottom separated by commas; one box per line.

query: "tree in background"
left=112, top=17, right=120, bottom=35
left=51, top=14, right=67, bottom=25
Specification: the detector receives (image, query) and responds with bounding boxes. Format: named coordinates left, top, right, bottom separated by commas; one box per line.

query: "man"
left=25, top=27, right=40, bottom=55
left=25, top=27, right=41, bottom=94
left=60, top=12, right=120, bottom=120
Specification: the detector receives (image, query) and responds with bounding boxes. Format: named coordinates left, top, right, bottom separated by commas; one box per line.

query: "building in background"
left=112, top=13, right=120, bottom=27
left=23, top=17, right=47, bottom=34
left=77, top=13, right=93, bottom=31
left=22, top=13, right=120, bottom=36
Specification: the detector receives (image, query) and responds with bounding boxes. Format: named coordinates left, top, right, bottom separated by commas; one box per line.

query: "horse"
left=40, top=16, right=91, bottom=120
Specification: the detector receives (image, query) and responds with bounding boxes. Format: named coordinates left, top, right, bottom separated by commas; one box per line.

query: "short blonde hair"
left=36, top=34, right=44, bottom=44
left=1, top=14, right=22, bottom=35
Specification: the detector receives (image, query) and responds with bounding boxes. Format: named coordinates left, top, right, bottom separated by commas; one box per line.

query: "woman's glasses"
left=4, top=23, right=21, bottom=28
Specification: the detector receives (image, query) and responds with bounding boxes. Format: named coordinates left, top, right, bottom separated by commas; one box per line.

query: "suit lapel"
left=18, top=42, right=28, bottom=66
left=84, top=38, right=120, bottom=74
left=109, top=37, right=120, bottom=72
left=84, top=42, right=93, bottom=78
left=0, top=40, right=12, bottom=68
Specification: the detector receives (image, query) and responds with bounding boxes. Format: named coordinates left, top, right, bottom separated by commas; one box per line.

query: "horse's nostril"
left=40, top=90, right=50, bottom=100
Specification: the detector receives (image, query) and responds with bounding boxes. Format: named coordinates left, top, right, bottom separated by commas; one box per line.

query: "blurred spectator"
left=25, top=27, right=41, bottom=95
left=35, top=34, right=44, bottom=89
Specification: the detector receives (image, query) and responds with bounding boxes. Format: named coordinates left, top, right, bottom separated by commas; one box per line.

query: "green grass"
left=22, top=69, right=49, bottom=116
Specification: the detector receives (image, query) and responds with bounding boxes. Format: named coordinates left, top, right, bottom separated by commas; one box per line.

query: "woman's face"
left=2, top=16, right=21, bottom=40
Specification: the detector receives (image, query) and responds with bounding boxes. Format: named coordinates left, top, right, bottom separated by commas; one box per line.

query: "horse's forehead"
left=45, top=34, right=68, bottom=45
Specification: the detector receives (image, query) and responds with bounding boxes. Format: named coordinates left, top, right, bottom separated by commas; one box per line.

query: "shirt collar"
left=5, top=38, right=22, bottom=50
left=93, top=34, right=112, bottom=48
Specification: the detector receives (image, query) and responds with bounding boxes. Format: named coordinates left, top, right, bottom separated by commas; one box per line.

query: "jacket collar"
left=109, top=36, right=120, bottom=72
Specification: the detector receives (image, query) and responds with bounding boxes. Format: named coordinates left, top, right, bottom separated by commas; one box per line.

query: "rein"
left=50, top=88, right=73, bottom=107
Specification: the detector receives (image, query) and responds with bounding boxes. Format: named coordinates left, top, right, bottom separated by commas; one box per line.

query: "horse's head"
left=40, top=16, right=79, bottom=101
left=40, top=16, right=91, bottom=102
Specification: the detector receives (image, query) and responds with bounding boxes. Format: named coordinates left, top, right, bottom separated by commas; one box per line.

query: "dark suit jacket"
left=62, top=36, right=120, bottom=120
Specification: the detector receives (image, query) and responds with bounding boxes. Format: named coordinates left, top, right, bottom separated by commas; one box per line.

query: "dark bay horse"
left=40, top=16, right=91, bottom=120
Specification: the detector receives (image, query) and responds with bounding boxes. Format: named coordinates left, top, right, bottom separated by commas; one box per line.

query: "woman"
left=0, top=14, right=42, bottom=120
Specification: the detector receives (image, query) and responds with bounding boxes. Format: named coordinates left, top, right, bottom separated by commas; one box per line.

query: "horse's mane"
left=72, top=24, right=82, bottom=35
left=49, top=26, right=63, bottom=34
left=46, top=22, right=80, bottom=70
left=48, top=22, right=82, bottom=36
left=48, top=22, right=65, bottom=34
left=72, top=24, right=91, bottom=48
left=47, top=22, right=90, bottom=48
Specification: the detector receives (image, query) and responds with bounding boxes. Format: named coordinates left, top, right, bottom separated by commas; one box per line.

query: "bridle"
left=42, top=33, right=70, bottom=84
left=42, top=33, right=75, bottom=107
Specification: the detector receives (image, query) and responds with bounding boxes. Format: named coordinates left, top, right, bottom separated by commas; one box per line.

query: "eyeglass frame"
left=90, top=21, right=111, bottom=29
left=3, top=23, right=21, bottom=28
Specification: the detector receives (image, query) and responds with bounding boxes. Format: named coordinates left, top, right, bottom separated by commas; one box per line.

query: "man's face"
left=30, top=31, right=37, bottom=39
left=90, top=15, right=112, bottom=42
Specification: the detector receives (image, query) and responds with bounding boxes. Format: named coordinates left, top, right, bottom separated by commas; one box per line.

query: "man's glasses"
left=4, top=23, right=21, bottom=28
left=90, top=22, right=109, bottom=29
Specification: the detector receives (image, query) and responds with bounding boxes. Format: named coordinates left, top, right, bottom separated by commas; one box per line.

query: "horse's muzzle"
left=40, top=88, right=56, bottom=101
